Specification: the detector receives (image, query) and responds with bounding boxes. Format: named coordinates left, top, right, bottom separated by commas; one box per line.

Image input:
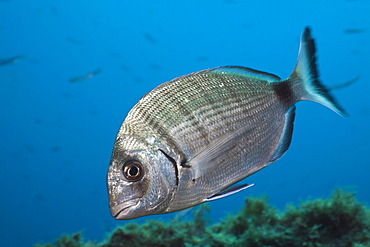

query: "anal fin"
left=268, top=105, right=296, bottom=165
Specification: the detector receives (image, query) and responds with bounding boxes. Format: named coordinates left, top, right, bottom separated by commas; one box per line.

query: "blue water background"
left=1, top=1, right=369, bottom=246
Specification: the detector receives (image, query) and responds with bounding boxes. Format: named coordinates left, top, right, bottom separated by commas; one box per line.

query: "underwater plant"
left=35, top=189, right=370, bottom=247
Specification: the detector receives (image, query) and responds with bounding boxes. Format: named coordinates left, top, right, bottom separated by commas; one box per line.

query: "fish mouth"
left=110, top=199, right=139, bottom=219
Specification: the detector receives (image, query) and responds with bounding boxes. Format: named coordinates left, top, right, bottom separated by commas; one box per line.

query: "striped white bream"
left=107, top=27, right=346, bottom=220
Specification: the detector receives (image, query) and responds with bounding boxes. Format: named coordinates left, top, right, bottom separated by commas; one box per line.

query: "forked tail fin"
left=289, top=27, right=347, bottom=117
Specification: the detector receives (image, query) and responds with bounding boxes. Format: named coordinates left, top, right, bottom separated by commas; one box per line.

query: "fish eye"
left=122, top=160, right=144, bottom=182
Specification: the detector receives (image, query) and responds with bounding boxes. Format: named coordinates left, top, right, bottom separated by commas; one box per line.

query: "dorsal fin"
left=210, top=66, right=281, bottom=82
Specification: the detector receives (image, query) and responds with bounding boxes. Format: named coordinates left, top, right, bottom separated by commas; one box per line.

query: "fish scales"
left=126, top=70, right=277, bottom=156
left=107, top=27, right=347, bottom=219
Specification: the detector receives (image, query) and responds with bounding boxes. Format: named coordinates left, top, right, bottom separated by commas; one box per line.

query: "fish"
left=66, top=36, right=86, bottom=46
left=343, top=28, right=367, bottom=34
left=107, top=27, right=346, bottom=220
left=143, top=32, right=156, bottom=44
left=69, top=68, right=101, bottom=83
left=329, top=77, right=359, bottom=90
left=0, top=55, right=25, bottom=66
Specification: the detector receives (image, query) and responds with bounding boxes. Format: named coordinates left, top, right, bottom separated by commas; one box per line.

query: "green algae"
left=35, top=189, right=370, bottom=247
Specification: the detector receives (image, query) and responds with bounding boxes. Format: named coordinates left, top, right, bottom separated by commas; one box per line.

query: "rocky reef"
left=35, top=189, right=370, bottom=247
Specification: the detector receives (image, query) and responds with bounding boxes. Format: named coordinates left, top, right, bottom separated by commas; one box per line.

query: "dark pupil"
left=123, top=161, right=143, bottom=181
left=128, top=166, right=139, bottom=177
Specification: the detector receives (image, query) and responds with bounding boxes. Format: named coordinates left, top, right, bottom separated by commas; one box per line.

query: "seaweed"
left=34, top=232, right=97, bottom=247
left=35, top=189, right=370, bottom=247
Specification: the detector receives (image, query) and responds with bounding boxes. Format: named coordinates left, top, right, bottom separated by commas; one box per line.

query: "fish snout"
left=110, top=198, right=140, bottom=219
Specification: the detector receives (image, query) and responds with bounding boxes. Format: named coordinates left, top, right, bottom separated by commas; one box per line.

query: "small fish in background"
left=133, top=77, right=145, bottom=83
left=148, top=63, right=162, bottom=70
left=89, top=110, right=98, bottom=116
left=61, top=93, right=74, bottom=99
left=24, top=145, right=36, bottom=153
left=50, top=146, right=62, bottom=152
left=143, top=32, right=156, bottom=44
left=49, top=5, right=59, bottom=17
left=343, top=28, right=367, bottom=34
left=69, top=68, right=101, bottom=83
left=329, top=77, right=359, bottom=90
left=107, top=27, right=347, bottom=220
left=120, top=65, right=130, bottom=72
left=34, top=194, right=44, bottom=201
left=0, top=55, right=25, bottom=66
left=66, top=36, right=86, bottom=46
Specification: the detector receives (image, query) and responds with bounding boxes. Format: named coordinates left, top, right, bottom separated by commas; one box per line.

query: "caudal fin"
left=290, top=27, right=347, bottom=117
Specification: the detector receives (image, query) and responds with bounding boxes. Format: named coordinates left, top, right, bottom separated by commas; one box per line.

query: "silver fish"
left=107, top=27, right=346, bottom=220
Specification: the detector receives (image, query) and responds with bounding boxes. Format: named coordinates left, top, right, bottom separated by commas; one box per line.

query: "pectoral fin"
left=206, top=183, right=254, bottom=201
left=189, top=124, right=258, bottom=180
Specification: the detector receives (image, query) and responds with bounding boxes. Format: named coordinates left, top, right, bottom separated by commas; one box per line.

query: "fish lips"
left=110, top=198, right=140, bottom=219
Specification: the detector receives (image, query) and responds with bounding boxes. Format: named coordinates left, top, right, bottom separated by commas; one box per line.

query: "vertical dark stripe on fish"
left=159, top=149, right=179, bottom=186
left=272, top=80, right=294, bottom=107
